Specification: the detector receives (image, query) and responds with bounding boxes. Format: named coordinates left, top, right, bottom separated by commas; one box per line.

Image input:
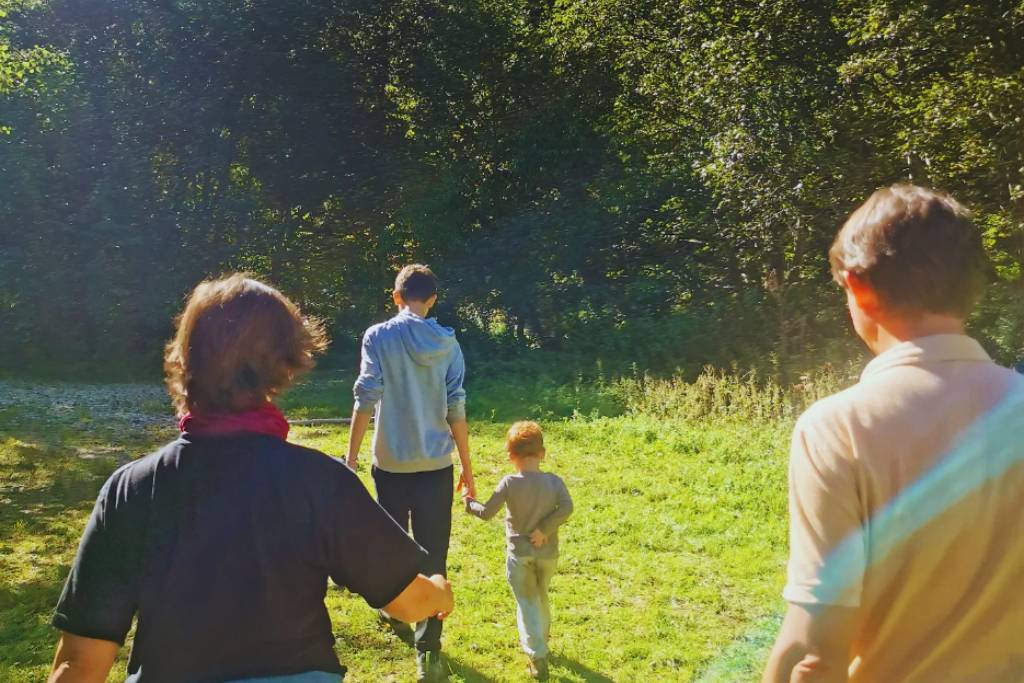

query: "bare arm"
left=381, top=573, right=455, bottom=624
left=444, top=342, right=471, bottom=496
left=349, top=328, right=383, bottom=470
left=346, top=409, right=372, bottom=469
left=766, top=417, right=863, bottom=683
left=48, top=633, right=118, bottom=683
left=449, top=418, right=474, bottom=498
left=762, top=603, right=858, bottom=683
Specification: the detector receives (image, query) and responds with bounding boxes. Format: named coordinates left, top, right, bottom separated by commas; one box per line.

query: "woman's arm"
left=348, top=330, right=384, bottom=468
left=346, top=409, right=372, bottom=469
left=48, top=633, right=118, bottom=683
left=381, top=573, right=455, bottom=623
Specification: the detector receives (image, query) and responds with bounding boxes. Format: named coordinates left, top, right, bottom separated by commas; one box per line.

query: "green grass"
left=0, top=373, right=805, bottom=682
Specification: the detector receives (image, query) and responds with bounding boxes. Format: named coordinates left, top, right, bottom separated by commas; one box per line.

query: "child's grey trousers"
left=506, top=554, right=558, bottom=658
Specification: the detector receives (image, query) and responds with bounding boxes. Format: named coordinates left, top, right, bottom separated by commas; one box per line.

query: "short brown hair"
left=829, top=184, right=987, bottom=317
left=164, top=274, right=328, bottom=414
left=394, top=264, right=438, bottom=303
left=506, top=421, right=545, bottom=459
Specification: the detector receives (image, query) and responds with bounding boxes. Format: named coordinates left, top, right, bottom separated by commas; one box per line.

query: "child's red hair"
left=506, top=421, right=545, bottom=459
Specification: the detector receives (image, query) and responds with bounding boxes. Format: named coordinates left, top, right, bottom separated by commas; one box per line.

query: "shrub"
left=613, top=365, right=856, bottom=424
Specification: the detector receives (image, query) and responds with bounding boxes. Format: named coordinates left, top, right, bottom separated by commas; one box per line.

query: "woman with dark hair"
left=47, top=274, right=454, bottom=683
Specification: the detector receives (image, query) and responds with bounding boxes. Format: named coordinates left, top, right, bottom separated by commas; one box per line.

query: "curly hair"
left=164, top=274, right=328, bottom=415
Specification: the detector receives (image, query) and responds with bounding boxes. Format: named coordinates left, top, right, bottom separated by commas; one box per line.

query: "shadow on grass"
left=443, top=653, right=615, bottom=683
left=357, top=617, right=617, bottom=683
left=0, top=426, right=157, bottom=542
left=443, top=654, right=497, bottom=683
left=0, top=575, right=69, bottom=668
left=0, top=430, right=130, bottom=673
left=374, top=619, right=499, bottom=683
left=694, top=613, right=781, bottom=683
left=551, top=655, right=615, bottom=683
left=0, top=425, right=168, bottom=677
left=0, top=445, right=105, bottom=539
left=378, top=613, right=415, bottom=647
left=278, top=376, right=352, bottom=420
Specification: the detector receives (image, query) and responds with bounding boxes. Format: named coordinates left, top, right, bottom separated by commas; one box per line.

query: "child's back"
left=475, top=471, right=572, bottom=558
left=463, top=421, right=572, bottom=680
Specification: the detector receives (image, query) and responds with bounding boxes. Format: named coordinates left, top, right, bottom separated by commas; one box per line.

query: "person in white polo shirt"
left=763, top=184, right=1024, bottom=683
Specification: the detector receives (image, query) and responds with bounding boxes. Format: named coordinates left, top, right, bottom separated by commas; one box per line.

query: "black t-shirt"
left=52, top=434, right=428, bottom=683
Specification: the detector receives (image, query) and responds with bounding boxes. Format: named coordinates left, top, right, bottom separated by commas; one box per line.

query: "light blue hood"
left=396, top=311, right=457, bottom=367
left=352, top=310, right=467, bottom=472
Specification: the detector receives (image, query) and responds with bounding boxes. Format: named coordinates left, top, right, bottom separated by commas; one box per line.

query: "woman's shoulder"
left=107, top=436, right=190, bottom=483
left=116, top=436, right=351, bottom=484
left=256, top=438, right=358, bottom=484
left=87, top=438, right=190, bottom=510
left=274, top=441, right=365, bottom=494
left=276, top=439, right=341, bottom=464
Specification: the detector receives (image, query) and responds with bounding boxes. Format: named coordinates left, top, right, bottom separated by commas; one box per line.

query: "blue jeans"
left=227, top=673, right=343, bottom=683
left=506, top=554, right=558, bottom=658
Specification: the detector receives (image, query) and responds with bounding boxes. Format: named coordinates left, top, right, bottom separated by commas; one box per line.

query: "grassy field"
left=0, top=371, right=813, bottom=682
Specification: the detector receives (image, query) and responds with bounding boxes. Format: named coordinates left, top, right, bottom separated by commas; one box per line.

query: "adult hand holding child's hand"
left=457, top=470, right=476, bottom=499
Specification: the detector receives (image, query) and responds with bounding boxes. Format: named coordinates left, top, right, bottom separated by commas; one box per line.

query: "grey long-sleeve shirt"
left=466, top=471, right=573, bottom=559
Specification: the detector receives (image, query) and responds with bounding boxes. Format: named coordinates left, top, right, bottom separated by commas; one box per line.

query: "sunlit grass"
left=0, top=376, right=800, bottom=681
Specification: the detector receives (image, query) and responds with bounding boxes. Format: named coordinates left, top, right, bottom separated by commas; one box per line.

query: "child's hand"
left=529, top=529, right=548, bottom=548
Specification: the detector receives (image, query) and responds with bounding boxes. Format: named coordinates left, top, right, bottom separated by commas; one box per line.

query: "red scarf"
left=178, top=402, right=290, bottom=440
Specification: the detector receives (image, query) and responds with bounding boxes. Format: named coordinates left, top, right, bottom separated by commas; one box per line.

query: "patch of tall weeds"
left=614, top=365, right=856, bottom=424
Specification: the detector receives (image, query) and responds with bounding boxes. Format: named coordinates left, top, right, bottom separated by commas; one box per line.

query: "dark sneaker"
left=416, top=650, right=445, bottom=682
left=527, top=656, right=549, bottom=681
left=378, top=609, right=414, bottom=645
left=377, top=608, right=402, bottom=628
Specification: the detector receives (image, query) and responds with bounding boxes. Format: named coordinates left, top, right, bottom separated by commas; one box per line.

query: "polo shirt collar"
left=861, top=334, right=991, bottom=380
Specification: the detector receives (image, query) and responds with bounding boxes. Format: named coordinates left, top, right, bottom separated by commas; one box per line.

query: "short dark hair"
left=829, top=184, right=987, bottom=317
left=394, top=264, right=438, bottom=303
left=164, top=274, right=328, bottom=414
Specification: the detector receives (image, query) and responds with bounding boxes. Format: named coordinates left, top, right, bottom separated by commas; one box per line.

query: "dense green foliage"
left=2, top=1, right=1023, bottom=377
left=0, top=1, right=62, bottom=132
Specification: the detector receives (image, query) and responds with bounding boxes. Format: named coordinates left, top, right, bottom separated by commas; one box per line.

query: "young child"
left=463, top=421, right=573, bottom=681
